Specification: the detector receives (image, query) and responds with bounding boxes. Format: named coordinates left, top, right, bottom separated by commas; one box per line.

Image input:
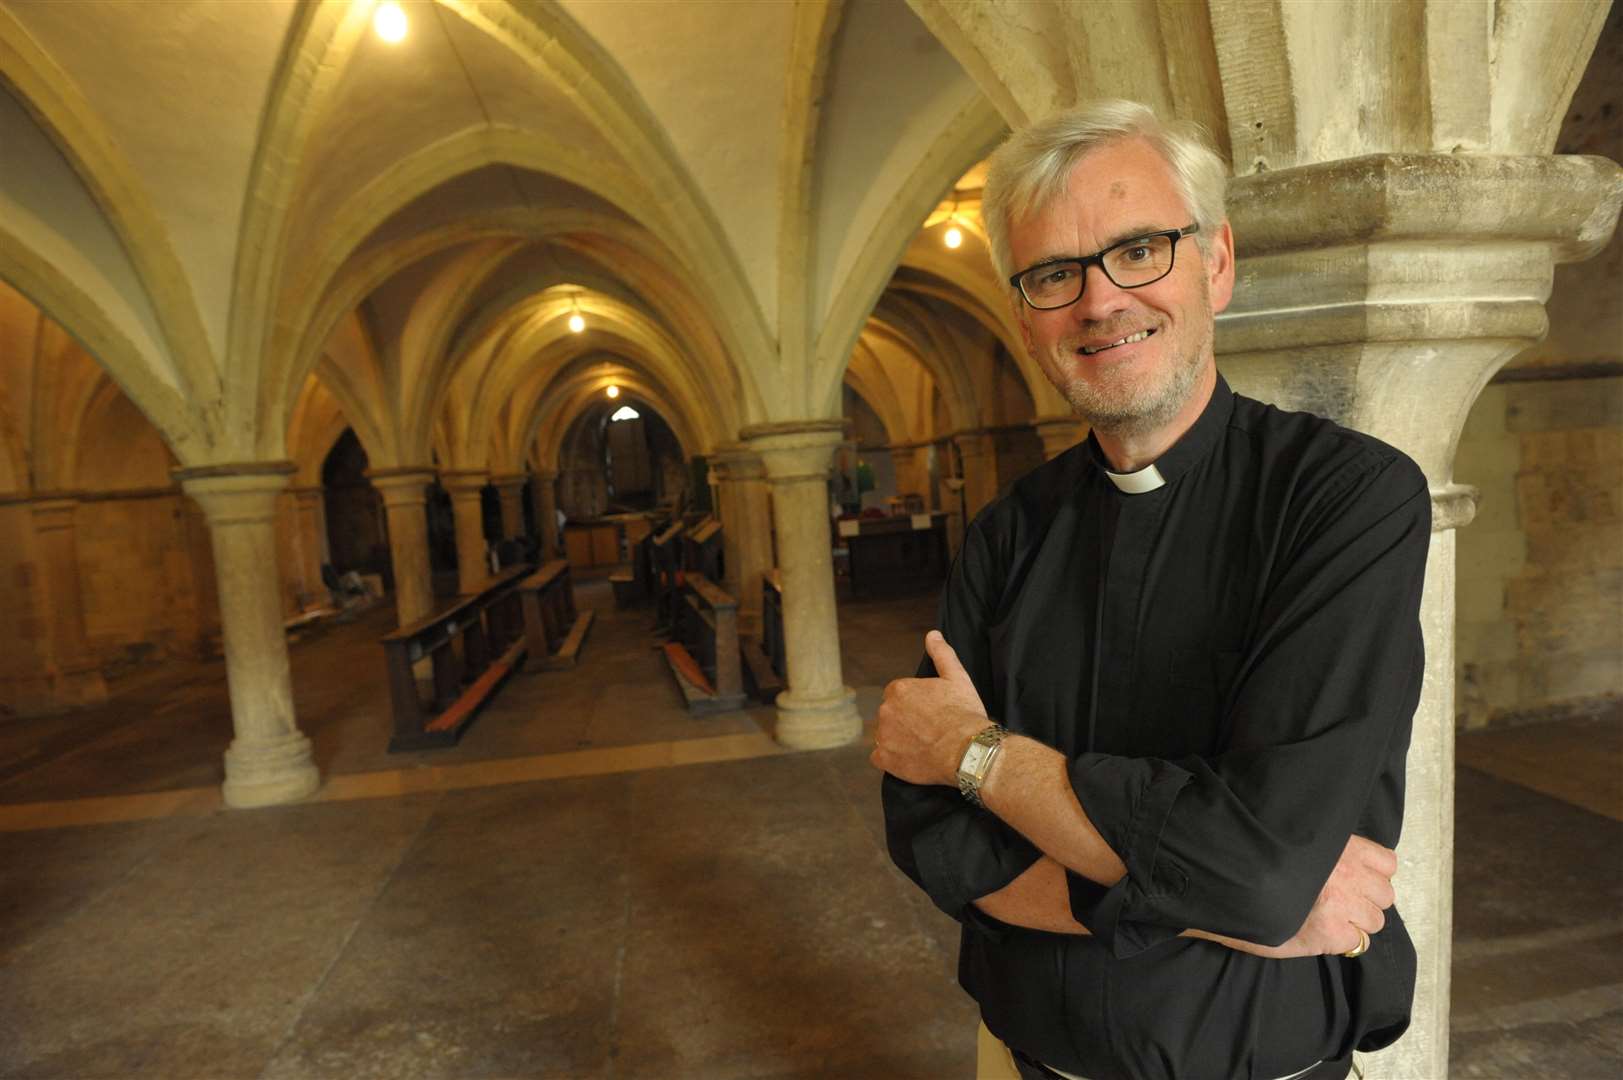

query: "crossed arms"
left=873, top=632, right=1397, bottom=958
left=875, top=455, right=1430, bottom=959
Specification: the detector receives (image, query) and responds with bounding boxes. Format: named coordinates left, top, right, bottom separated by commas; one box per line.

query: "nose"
left=1069, top=262, right=1132, bottom=324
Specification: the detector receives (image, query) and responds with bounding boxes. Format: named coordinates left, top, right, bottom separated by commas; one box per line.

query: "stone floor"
left=0, top=579, right=1618, bottom=1078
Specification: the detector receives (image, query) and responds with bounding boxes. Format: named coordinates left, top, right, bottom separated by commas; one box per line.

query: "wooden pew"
left=662, top=571, right=746, bottom=713
left=380, top=564, right=530, bottom=752
left=682, top=517, right=723, bottom=584
left=649, top=519, right=686, bottom=631
left=739, top=569, right=786, bottom=703
left=519, top=559, right=595, bottom=670
left=609, top=529, right=656, bottom=608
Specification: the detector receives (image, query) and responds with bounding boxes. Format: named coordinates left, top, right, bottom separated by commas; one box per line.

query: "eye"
left=1120, top=243, right=1153, bottom=263
left=1036, top=265, right=1075, bottom=287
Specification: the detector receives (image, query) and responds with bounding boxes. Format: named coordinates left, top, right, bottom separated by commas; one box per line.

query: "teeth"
left=1081, top=329, right=1151, bottom=356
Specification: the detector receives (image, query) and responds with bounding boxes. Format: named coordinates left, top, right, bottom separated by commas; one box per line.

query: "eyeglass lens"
left=1019, top=233, right=1178, bottom=309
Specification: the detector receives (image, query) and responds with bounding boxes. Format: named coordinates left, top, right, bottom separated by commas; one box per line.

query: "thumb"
left=925, top=630, right=972, bottom=685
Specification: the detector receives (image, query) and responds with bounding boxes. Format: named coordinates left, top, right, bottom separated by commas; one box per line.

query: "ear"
left=1205, top=220, right=1236, bottom=315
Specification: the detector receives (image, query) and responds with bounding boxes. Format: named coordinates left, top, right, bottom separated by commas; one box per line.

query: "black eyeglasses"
left=1008, top=224, right=1199, bottom=310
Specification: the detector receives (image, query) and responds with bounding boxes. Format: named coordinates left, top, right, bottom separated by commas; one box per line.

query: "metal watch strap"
left=956, top=724, right=1009, bottom=808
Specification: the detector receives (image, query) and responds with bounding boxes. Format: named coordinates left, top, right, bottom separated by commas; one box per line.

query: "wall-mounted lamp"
left=374, top=2, right=408, bottom=44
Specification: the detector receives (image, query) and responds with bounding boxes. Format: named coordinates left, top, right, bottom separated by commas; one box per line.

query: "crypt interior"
left=1, top=1, right=1620, bottom=1077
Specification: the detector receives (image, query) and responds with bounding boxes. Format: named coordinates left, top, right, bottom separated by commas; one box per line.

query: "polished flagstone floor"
left=0, top=580, right=1618, bottom=1078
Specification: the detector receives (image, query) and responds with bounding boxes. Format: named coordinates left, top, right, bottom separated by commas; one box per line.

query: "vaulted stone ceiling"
left=4, top=0, right=1607, bottom=480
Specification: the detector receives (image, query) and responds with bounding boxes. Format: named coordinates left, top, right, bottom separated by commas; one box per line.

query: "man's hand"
left=1194, top=835, right=1398, bottom=958
left=870, top=630, right=990, bottom=786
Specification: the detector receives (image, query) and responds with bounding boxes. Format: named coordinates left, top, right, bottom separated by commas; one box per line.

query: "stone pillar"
left=491, top=473, right=527, bottom=540
left=288, top=485, right=327, bottom=608
left=710, top=447, right=772, bottom=636
left=175, top=464, right=320, bottom=809
left=368, top=468, right=437, bottom=628
left=1219, top=153, right=1622, bottom=1078
left=531, top=469, right=560, bottom=558
left=1033, top=415, right=1086, bottom=461
left=441, top=469, right=491, bottom=595
left=742, top=421, right=860, bottom=749
left=954, top=430, right=998, bottom=519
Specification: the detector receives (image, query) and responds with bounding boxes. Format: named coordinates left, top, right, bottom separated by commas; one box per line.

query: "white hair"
left=981, top=100, right=1229, bottom=283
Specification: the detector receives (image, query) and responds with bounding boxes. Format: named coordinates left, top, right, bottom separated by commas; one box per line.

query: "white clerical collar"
left=1104, top=463, right=1166, bottom=493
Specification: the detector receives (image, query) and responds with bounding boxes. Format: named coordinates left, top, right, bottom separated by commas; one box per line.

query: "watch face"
left=961, top=741, right=992, bottom=777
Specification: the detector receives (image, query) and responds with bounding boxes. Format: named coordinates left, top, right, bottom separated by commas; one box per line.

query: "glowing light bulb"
left=943, top=225, right=963, bottom=249
left=374, top=2, right=408, bottom=43
left=568, top=312, right=585, bottom=334
left=606, top=385, right=620, bottom=399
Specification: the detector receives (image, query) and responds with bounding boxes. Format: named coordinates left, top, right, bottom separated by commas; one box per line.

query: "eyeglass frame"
left=1007, top=223, right=1201, bottom=311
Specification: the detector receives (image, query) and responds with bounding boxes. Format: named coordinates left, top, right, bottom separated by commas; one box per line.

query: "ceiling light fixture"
left=606, top=385, right=620, bottom=399
left=373, top=2, right=408, bottom=44
left=943, top=191, right=963, bottom=249
left=568, top=292, right=586, bottom=334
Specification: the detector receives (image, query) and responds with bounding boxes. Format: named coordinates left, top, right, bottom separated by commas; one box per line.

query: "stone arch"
left=274, top=204, right=761, bottom=454
left=530, top=367, right=700, bottom=477
left=808, top=95, right=1008, bottom=416
left=0, top=9, right=218, bottom=429
left=843, top=339, right=911, bottom=446
left=73, top=375, right=178, bottom=491
left=286, top=373, right=363, bottom=489
left=455, top=294, right=728, bottom=470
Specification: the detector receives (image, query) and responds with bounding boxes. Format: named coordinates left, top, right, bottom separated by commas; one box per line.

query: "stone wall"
left=77, top=491, right=219, bottom=669
left=1455, top=377, right=1623, bottom=727
left=1453, top=12, right=1623, bottom=729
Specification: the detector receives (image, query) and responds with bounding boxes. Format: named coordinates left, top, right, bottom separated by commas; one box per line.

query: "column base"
left=222, top=730, right=321, bottom=808
left=773, top=686, right=861, bottom=750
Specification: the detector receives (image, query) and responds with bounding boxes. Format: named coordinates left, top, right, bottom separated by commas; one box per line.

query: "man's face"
left=1006, top=137, right=1234, bottom=436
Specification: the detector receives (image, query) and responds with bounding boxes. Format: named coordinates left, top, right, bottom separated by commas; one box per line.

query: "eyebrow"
left=1023, top=224, right=1169, bottom=270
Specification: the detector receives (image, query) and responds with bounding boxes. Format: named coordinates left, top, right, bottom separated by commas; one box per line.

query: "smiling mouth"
left=1080, top=329, right=1154, bottom=356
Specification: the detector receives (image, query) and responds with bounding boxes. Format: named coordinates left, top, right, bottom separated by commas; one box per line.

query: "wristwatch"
left=956, top=724, right=1009, bottom=808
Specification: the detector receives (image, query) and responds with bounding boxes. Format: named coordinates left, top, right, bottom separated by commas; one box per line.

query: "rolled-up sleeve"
left=1066, top=457, right=1430, bottom=955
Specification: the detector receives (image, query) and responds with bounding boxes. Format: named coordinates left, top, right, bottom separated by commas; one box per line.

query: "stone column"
left=954, top=430, right=998, bottom=519
left=1219, top=153, right=1622, bottom=1078
left=175, top=464, right=320, bottom=809
left=1033, top=415, right=1086, bottom=461
left=531, top=469, right=559, bottom=559
left=710, top=447, right=772, bottom=636
left=441, top=469, right=491, bottom=595
left=491, top=473, right=527, bottom=540
left=742, top=421, right=860, bottom=749
left=368, top=468, right=437, bottom=628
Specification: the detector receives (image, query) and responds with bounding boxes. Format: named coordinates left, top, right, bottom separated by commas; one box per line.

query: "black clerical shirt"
left=882, top=376, right=1429, bottom=1079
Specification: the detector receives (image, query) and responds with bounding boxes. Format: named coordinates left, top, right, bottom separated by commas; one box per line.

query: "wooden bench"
left=683, top=517, right=723, bottom=584
left=519, top=559, right=595, bottom=670
left=649, top=519, right=686, bottom=631
left=380, top=564, right=530, bottom=752
left=740, top=569, right=786, bottom=703
left=662, top=571, right=746, bottom=713
left=609, top=530, right=656, bottom=608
